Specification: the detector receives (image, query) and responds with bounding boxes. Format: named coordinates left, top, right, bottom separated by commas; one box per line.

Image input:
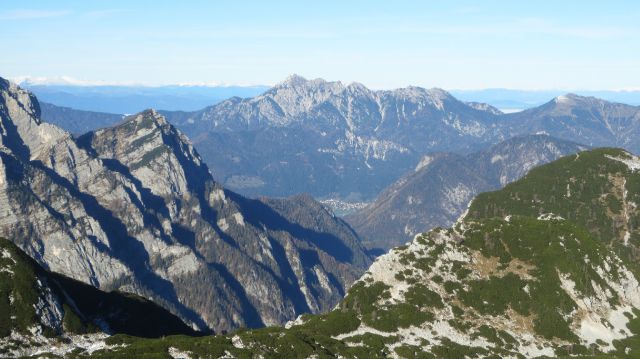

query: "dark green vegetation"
left=0, top=238, right=53, bottom=338
left=460, top=218, right=603, bottom=341
left=0, top=238, right=197, bottom=340
left=468, top=148, right=640, bottom=268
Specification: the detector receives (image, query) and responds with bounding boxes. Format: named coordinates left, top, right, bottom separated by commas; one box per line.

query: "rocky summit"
left=29, top=149, right=640, bottom=358
left=0, top=77, right=371, bottom=334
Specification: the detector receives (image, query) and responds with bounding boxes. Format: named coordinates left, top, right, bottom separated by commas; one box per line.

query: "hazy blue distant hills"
left=22, top=84, right=268, bottom=113
left=451, top=88, right=640, bottom=110
left=39, top=102, right=124, bottom=134
left=25, top=82, right=640, bottom=115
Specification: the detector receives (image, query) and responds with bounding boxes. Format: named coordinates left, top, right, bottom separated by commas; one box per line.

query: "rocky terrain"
left=32, top=148, right=640, bottom=358
left=0, top=77, right=371, bottom=334
left=503, top=94, right=640, bottom=153
left=347, top=135, right=587, bottom=251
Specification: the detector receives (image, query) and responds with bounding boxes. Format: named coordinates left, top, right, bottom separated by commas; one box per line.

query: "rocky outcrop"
left=0, top=78, right=371, bottom=333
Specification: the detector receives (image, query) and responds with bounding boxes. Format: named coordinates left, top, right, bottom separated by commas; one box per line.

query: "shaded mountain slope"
left=161, top=75, right=503, bottom=199
left=0, top=237, right=197, bottom=357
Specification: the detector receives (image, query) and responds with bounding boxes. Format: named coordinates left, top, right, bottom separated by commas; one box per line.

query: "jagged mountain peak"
left=113, top=108, right=182, bottom=140
left=83, top=108, right=209, bottom=198
left=0, top=77, right=41, bottom=123
left=273, top=74, right=340, bottom=90
left=345, top=81, right=371, bottom=95
left=0, top=79, right=77, bottom=165
left=0, top=77, right=41, bottom=130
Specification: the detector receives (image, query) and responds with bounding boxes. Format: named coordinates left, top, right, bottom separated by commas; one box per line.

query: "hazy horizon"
left=9, top=74, right=640, bottom=93
left=2, top=0, right=639, bottom=90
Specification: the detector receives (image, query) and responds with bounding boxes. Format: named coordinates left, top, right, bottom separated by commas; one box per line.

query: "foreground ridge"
left=36, top=149, right=640, bottom=358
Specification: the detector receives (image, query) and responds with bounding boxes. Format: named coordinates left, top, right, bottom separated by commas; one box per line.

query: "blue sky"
left=1, top=0, right=639, bottom=89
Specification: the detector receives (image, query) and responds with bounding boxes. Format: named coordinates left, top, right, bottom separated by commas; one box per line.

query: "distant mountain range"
left=39, top=75, right=640, bottom=204
left=39, top=102, right=124, bottom=134
left=451, top=88, right=640, bottom=110
left=0, top=77, right=370, bottom=334
left=22, top=81, right=640, bottom=115
left=346, top=135, right=587, bottom=251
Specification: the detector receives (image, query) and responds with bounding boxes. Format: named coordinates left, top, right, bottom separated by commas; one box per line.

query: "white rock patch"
left=232, top=212, right=245, bottom=226
left=606, top=154, right=640, bottom=171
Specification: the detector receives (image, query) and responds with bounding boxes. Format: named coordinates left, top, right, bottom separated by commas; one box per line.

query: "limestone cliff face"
left=0, top=78, right=371, bottom=333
